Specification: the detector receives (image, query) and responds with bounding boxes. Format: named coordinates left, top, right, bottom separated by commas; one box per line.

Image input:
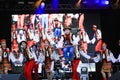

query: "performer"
left=62, top=27, right=74, bottom=62
left=0, top=39, right=11, bottom=74
left=33, top=29, right=40, bottom=44
left=101, top=42, right=118, bottom=80
left=27, top=22, right=35, bottom=40
left=53, top=18, right=62, bottom=39
left=72, top=34, right=80, bottom=80
left=77, top=41, right=93, bottom=75
left=22, top=40, right=37, bottom=80
left=10, top=39, right=24, bottom=66
left=41, top=14, right=48, bottom=31
left=43, top=39, right=54, bottom=80
left=17, top=29, right=26, bottom=44
left=91, top=25, right=102, bottom=52
left=32, top=45, right=45, bottom=80
left=9, top=44, right=24, bottom=66
left=11, top=22, right=17, bottom=42
left=79, top=28, right=90, bottom=43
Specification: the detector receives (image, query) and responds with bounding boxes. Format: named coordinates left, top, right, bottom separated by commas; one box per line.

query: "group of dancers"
left=0, top=13, right=120, bottom=80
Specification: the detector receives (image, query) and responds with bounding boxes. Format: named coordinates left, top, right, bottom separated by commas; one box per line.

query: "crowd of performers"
left=0, top=13, right=120, bottom=80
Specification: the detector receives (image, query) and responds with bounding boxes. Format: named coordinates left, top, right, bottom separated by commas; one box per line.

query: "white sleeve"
left=60, top=36, right=64, bottom=42
left=41, top=54, right=45, bottom=63
left=79, top=50, right=91, bottom=59
left=23, top=35, right=26, bottom=41
left=117, top=54, right=120, bottom=62
left=91, top=29, right=102, bottom=44
left=93, top=54, right=101, bottom=63
left=91, top=34, right=96, bottom=44
left=32, top=15, right=35, bottom=25
left=72, top=35, right=80, bottom=45
left=17, top=35, right=20, bottom=43
left=103, top=54, right=105, bottom=59
left=86, top=33, right=91, bottom=44
left=32, top=51, right=38, bottom=62
left=56, top=36, right=63, bottom=48
left=9, top=52, right=16, bottom=63
left=97, top=29, right=102, bottom=40
left=12, top=15, right=18, bottom=21
left=38, top=53, right=45, bottom=63
left=110, top=52, right=117, bottom=63
left=18, top=54, right=24, bottom=63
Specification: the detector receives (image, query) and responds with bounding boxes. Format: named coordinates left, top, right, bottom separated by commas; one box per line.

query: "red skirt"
left=102, top=61, right=112, bottom=72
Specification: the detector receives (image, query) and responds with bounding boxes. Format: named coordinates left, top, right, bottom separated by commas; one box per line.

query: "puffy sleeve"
left=85, top=32, right=91, bottom=44
left=79, top=50, right=91, bottom=59
left=72, top=35, right=80, bottom=45
left=93, top=54, right=101, bottom=63
left=109, top=51, right=117, bottom=63
left=9, top=52, right=16, bottom=63
left=117, top=54, right=120, bottom=62
left=97, top=29, right=102, bottom=40
left=18, top=53, right=24, bottom=63
left=56, top=36, right=64, bottom=48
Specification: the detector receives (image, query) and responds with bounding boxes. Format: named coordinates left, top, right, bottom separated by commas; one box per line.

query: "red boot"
left=103, top=78, right=107, bottom=80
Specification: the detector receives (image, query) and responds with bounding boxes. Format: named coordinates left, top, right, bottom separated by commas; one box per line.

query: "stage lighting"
left=105, top=1, right=109, bottom=5
left=94, top=0, right=109, bottom=8
left=81, top=0, right=109, bottom=8
left=101, top=0, right=109, bottom=5
left=41, top=2, right=45, bottom=8
left=51, top=0, right=59, bottom=11
left=34, top=0, right=42, bottom=8
left=35, top=1, right=45, bottom=14
left=94, top=0, right=100, bottom=4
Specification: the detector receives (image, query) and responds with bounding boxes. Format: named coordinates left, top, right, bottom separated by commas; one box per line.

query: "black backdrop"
left=0, top=14, right=11, bottom=49
left=101, top=10, right=120, bottom=58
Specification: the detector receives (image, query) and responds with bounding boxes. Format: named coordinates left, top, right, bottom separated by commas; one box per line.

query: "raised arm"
left=79, top=13, right=84, bottom=29
left=79, top=50, right=91, bottom=59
